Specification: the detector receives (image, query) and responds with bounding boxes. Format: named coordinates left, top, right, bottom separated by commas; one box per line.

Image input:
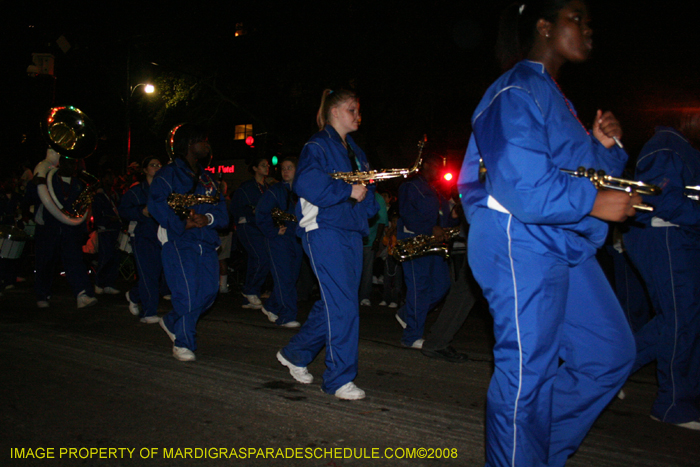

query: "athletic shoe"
left=395, top=313, right=407, bottom=329
left=219, top=285, right=230, bottom=294
left=77, top=292, right=98, bottom=309
left=140, top=316, right=160, bottom=324
left=617, top=389, right=626, bottom=400
left=280, top=321, right=301, bottom=329
left=334, top=382, right=366, bottom=400
left=378, top=301, right=387, bottom=306
left=261, top=307, right=278, bottom=323
left=162, top=295, right=171, bottom=301
left=125, top=292, right=140, bottom=316
left=388, top=302, right=398, bottom=308
left=276, top=351, right=313, bottom=384
left=159, top=318, right=176, bottom=343
left=360, top=299, right=371, bottom=306
left=37, top=300, right=50, bottom=308
left=94, top=286, right=104, bottom=294
left=242, top=293, right=262, bottom=305
left=403, top=339, right=424, bottom=349
left=651, top=415, right=700, bottom=431
left=173, top=346, right=196, bottom=362
left=103, top=287, right=120, bottom=295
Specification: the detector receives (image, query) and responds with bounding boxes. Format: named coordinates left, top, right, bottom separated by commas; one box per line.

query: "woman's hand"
left=592, top=110, right=622, bottom=149
left=350, top=184, right=368, bottom=202
left=590, top=190, right=641, bottom=222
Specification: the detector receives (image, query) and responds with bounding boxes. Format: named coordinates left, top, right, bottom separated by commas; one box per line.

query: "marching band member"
left=118, top=156, right=164, bottom=323
left=256, top=156, right=303, bottom=328
left=92, top=169, right=122, bottom=295
left=148, top=125, right=228, bottom=362
left=29, top=154, right=97, bottom=309
left=230, top=157, right=271, bottom=309
left=624, top=118, right=700, bottom=430
left=395, top=154, right=459, bottom=349
left=276, top=88, right=378, bottom=400
left=457, top=1, right=639, bottom=464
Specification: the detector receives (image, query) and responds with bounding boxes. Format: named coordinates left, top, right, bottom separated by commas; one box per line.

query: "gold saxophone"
left=271, top=207, right=297, bottom=227
left=330, top=136, right=426, bottom=185
left=392, top=226, right=461, bottom=262
left=167, top=193, right=219, bottom=219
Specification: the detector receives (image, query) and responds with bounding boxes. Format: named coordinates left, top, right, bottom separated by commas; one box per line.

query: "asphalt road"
left=1, top=270, right=698, bottom=467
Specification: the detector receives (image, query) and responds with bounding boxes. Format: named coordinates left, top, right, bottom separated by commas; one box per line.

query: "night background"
left=3, top=0, right=700, bottom=180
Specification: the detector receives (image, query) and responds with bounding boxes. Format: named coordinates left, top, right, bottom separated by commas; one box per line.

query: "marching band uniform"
left=624, top=127, right=700, bottom=427
left=279, top=125, right=378, bottom=395
left=256, top=180, right=303, bottom=326
left=148, top=158, right=228, bottom=354
left=396, top=173, right=457, bottom=348
left=458, top=60, right=635, bottom=465
left=118, top=180, right=162, bottom=321
left=92, top=185, right=122, bottom=293
left=231, top=178, right=270, bottom=306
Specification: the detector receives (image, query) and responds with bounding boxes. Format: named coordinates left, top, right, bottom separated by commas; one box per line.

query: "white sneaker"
left=159, top=318, right=176, bottom=343
left=360, top=299, right=371, bottom=306
left=103, top=287, right=120, bottom=295
left=243, top=293, right=262, bottom=305
left=77, top=292, right=98, bottom=309
left=37, top=300, right=50, bottom=308
left=395, top=313, right=407, bottom=329
left=651, top=415, right=700, bottom=431
left=378, top=301, right=387, bottom=306
left=162, top=294, right=171, bottom=300
left=617, top=389, right=626, bottom=400
left=261, top=306, right=278, bottom=323
left=219, top=285, right=230, bottom=294
left=388, top=302, right=398, bottom=308
left=334, top=382, right=366, bottom=400
left=94, top=286, right=104, bottom=294
left=280, top=321, right=301, bottom=328
left=276, top=351, right=313, bottom=384
left=125, top=291, right=140, bottom=316
left=173, top=346, right=196, bottom=362
left=405, top=339, right=424, bottom=349
left=140, top=316, right=160, bottom=324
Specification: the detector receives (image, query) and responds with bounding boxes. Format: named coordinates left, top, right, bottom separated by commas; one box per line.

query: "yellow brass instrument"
left=167, top=193, right=220, bottom=219
left=271, top=207, right=297, bottom=227
left=36, top=106, right=100, bottom=225
left=392, top=226, right=461, bottom=262
left=561, top=167, right=660, bottom=212
left=330, top=136, right=426, bottom=185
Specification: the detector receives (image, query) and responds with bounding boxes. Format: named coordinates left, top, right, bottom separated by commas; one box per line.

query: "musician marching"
left=147, top=124, right=228, bottom=362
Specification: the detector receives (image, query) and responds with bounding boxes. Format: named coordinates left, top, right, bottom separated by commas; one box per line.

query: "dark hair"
left=172, top=123, right=208, bottom=158
left=496, top=0, right=575, bottom=71
left=247, top=156, right=269, bottom=174
left=316, top=88, right=358, bottom=131
left=280, top=156, right=298, bottom=167
left=141, top=155, right=162, bottom=169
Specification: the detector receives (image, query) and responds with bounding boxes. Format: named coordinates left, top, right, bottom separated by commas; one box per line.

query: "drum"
left=0, top=225, right=29, bottom=259
left=118, top=231, right=132, bottom=254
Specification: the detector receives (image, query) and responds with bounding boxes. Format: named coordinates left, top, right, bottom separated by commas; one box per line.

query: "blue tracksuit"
left=119, top=181, right=162, bottom=319
left=624, top=127, right=700, bottom=425
left=27, top=175, right=94, bottom=300
left=148, top=158, right=228, bottom=351
left=256, top=180, right=303, bottom=325
left=396, top=175, right=458, bottom=346
left=280, top=125, right=378, bottom=394
left=92, top=189, right=122, bottom=289
left=231, top=178, right=270, bottom=298
left=458, top=60, right=635, bottom=466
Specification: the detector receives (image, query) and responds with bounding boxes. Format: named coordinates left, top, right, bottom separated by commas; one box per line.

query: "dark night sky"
left=3, top=1, right=700, bottom=173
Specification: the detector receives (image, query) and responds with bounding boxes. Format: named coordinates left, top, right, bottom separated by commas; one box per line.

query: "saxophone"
left=271, top=207, right=297, bottom=227
left=392, top=226, right=461, bottom=262
left=330, top=136, right=426, bottom=185
left=167, top=193, right=220, bottom=219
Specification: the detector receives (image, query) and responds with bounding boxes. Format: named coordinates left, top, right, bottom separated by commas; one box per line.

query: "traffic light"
left=271, top=155, right=279, bottom=166
left=443, top=171, right=453, bottom=182
left=245, top=136, right=254, bottom=147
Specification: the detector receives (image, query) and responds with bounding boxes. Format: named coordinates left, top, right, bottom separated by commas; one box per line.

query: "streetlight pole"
left=125, top=82, right=155, bottom=168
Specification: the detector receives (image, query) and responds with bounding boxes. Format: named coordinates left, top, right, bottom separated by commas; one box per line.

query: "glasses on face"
left=148, top=163, right=162, bottom=168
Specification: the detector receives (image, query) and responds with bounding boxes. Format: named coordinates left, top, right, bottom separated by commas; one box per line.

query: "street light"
left=126, top=83, right=155, bottom=166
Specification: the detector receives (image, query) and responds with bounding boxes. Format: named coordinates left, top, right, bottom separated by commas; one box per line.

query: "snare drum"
left=118, top=231, right=133, bottom=254
left=0, top=225, right=29, bottom=259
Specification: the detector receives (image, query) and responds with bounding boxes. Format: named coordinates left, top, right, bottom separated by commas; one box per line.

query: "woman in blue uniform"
left=256, top=156, right=303, bottom=328
left=118, top=156, right=164, bottom=323
left=148, top=124, right=228, bottom=362
left=624, top=119, right=700, bottom=430
left=457, top=1, right=639, bottom=465
left=276, top=88, right=378, bottom=400
left=230, top=157, right=271, bottom=309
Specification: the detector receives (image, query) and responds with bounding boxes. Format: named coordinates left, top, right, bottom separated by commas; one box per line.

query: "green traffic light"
left=272, top=155, right=279, bottom=166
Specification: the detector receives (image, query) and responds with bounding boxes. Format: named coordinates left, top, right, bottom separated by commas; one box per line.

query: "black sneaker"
left=421, top=346, right=468, bottom=363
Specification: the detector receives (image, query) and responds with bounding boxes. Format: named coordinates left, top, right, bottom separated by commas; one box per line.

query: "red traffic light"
left=443, top=172, right=453, bottom=181
left=245, top=136, right=255, bottom=146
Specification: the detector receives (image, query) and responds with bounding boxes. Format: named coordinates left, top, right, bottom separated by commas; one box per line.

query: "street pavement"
left=1, top=271, right=698, bottom=466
